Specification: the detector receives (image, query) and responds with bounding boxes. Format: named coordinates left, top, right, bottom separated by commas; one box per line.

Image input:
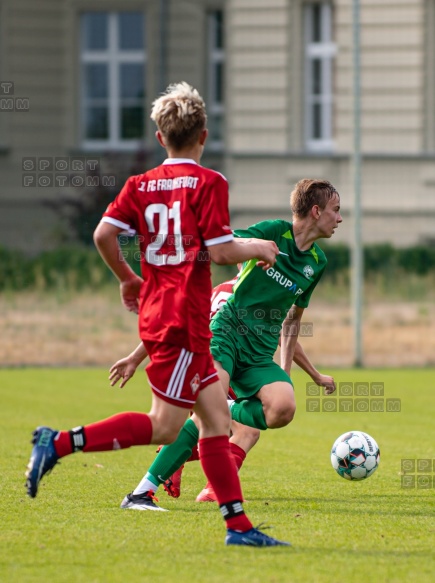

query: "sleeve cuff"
left=101, top=216, right=136, bottom=236
left=204, top=233, right=234, bottom=247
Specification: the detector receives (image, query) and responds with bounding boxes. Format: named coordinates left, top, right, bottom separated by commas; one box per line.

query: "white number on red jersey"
left=144, top=202, right=185, bottom=265
left=210, top=290, right=232, bottom=319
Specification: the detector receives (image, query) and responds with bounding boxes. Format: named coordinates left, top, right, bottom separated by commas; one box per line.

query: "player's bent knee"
left=243, top=426, right=261, bottom=446
left=265, top=402, right=296, bottom=429
left=148, top=414, right=186, bottom=444
left=156, top=426, right=183, bottom=445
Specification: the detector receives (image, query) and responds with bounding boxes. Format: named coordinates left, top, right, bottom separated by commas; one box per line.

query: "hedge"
left=0, top=243, right=434, bottom=291
left=319, top=243, right=435, bottom=277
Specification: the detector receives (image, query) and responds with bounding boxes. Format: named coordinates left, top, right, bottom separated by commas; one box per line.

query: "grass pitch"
left=0, top=367, right=434, bottom=583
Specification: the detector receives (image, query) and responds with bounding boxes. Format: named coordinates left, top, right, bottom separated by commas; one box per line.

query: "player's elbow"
left=211, top=254, right=228, bottom=266
left=93, top=221, right=119, bottom=249
left=208, top=245, right=231, bottom=265
left=93, top=222, right=105, bottom=247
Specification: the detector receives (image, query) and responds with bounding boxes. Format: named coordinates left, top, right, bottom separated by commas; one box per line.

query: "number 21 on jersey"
left=145, top=202, right=185, bottom=265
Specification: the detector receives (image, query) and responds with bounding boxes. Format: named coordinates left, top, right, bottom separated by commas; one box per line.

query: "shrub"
left=0, top=242, right=434, bottom=292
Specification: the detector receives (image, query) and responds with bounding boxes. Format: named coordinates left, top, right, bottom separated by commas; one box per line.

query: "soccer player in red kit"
left=109, top=275, right=335, bottom=506
left=25, top=82, right=290, bottom=547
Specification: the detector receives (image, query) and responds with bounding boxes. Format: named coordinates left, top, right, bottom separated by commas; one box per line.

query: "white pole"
left=352, top=0, right=363, bottom=367
left=158, top=0, right=168, bottom=94
left=154, top=0, right=169, bottom=166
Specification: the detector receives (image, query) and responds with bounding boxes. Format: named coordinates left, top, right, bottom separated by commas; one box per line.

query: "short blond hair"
left=151, top=82, right=207, bottom=150
left=290, top=179, right=339, bottom=219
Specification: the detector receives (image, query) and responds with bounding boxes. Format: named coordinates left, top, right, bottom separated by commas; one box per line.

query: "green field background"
left=0, top=368, right=434, bottom=583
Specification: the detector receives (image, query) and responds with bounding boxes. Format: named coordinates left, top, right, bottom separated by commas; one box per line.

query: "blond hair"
left=150, top=82, right=207, bottom=150
left=290, top=179, right=339, bottom=219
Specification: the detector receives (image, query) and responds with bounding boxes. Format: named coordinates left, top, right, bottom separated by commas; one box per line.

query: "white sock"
left=133, top=473, right=159, bottom=496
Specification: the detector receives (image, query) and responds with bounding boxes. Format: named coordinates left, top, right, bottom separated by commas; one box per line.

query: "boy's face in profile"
left=316, top=193, right=342, bottom=238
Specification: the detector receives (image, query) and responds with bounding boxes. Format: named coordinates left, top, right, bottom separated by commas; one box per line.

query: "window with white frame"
left=80, top=12, right=145, bottom=150
left=304, top=3, right=336, bottom=151
left=207, top=10, right=225, bottom=149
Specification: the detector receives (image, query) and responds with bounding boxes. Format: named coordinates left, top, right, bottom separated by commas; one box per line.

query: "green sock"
left=230, top=398, right=268, bottom=430
left=147, top=417, right=199, bottom=484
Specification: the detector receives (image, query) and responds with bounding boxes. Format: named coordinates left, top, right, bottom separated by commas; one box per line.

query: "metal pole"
left=158, top=0, right=168, bottom=94
left=154, top=0, right=169, bottom=166
left=352, top=0, right=363, bottom=367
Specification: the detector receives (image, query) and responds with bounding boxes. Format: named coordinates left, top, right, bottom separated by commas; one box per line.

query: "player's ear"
left=156, top=131, right=166, bottom=149
left=312, top=205, right=322, bottom=219
left=199, top=128, right=208, bottom=145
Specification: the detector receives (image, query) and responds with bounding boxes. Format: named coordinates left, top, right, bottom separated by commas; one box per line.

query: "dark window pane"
left=119, top=12, right=144, bottom=50
left=86, top=106, right=108, bottom=139
left=82, top=13, right=108, bottom=50
left=214, top=11, right=224, bottom=49
left=214, top=62, right=224, bottom=103
left=312, top=103, right=322, bottom=139
left=121, top=106, right=144, bottom=139
left=209, top=113, right=223, bottom=142
left=312, top=59, right=322, bottom=95
left=120, top=64, right=144, bottom=99
left=84, top=64, right=108, bottom=99
left=312, top=4, right=322, bottom=43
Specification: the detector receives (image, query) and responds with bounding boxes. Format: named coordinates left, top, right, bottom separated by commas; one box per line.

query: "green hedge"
left=0, top=246, right=114, bottom=291
left=1, top=243, right=434, bottom=291
left=319, top=243, right=435, bottom=278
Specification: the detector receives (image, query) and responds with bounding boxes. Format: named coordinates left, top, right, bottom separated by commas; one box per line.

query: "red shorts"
left=143, top=341, right=219, bottom=409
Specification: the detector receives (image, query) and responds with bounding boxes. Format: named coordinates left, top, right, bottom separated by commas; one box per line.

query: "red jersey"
left=103, top=158, right=233, bottom=352
left=210, top=277, right=239, bottom=402
left=210, top=276, right=238, bottom=319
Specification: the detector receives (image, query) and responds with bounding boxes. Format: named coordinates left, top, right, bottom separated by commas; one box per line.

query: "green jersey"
left=211, top=219, right=327, bottom=358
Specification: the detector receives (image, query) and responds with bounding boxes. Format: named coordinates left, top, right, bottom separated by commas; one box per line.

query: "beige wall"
left=225, top=0, right=435, bottom=246
left=335, top=0, right=426, bottom=153
left=0, top=0, right=219, bottom=251
left=227, top=0, right=291, bottom=153
left=227, top=154, right=435, bottom=246
left=0, top=0, right=434, bottom=251
left=0, top=0, right=67, bottom=250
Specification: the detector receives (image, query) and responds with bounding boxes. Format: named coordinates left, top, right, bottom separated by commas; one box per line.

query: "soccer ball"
left=331, top=430, right=380, bottom=480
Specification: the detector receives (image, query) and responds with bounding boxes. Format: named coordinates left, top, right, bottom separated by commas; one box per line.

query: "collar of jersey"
left=163, top=158, right=198, bottom=165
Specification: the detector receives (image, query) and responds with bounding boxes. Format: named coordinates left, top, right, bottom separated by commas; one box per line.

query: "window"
left=207, top=10, right=225, bottom=149
left=304, top=3, right=336, bottom=151
left=80, top=12, right=145, bottom=150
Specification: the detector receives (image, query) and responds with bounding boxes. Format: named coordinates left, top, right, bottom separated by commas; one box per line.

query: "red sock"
left=53, top=431, right=74, bottom=457
left=199, top=435, right=252, bottom=532
left=53, top=412, right=153, bottom=457
left=230, top=442, right=247, bottom=470
left=187, top=445, right=200, bottom=462
left=203, top=442, right=247, bottom=490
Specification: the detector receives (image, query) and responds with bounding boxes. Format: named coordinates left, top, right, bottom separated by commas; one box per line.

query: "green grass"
left=1, top=368, right=434, bottom=583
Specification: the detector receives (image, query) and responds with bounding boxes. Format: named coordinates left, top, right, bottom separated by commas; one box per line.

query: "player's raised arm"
left=208, top=237, right=279, bottom=270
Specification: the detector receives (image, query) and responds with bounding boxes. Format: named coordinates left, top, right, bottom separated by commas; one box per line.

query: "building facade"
left=0, top=0, right=434, bottom=251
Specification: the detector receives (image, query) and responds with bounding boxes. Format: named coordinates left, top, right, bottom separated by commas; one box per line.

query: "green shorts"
left=210, top=317, right=292, bottom=400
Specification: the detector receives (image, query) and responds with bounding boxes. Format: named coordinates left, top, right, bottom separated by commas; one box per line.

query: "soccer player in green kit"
left=121, top=178, right=342, bottom=510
